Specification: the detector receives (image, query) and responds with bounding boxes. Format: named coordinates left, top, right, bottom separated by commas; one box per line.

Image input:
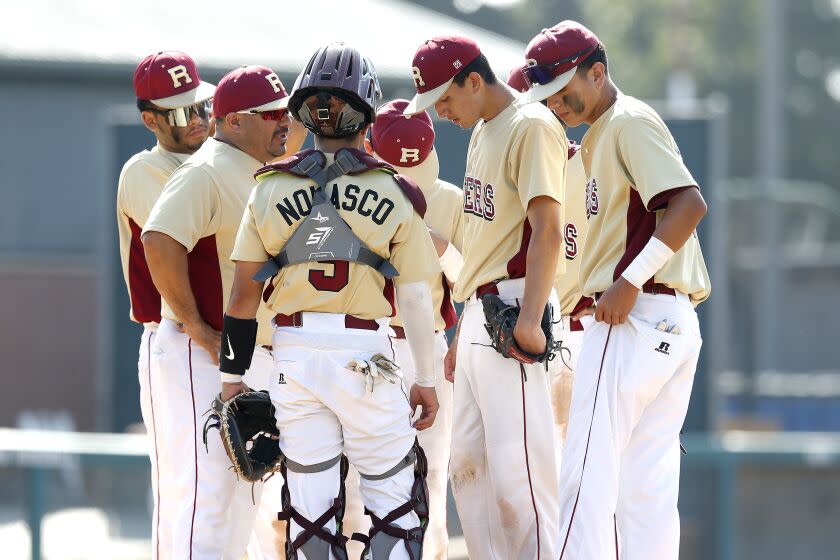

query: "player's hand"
left=409, top=384, right=439, bottom=430
left=184, top=320, right=222, bottom=365
left=444, top=338, right=458, bottom=383
left=220, top=381, right=250, bottom=402
left=594, top=277, right=639, bottom=325
left=573, top=305, right=596, bottom=321
left=513, top=319, right=547, bottom=355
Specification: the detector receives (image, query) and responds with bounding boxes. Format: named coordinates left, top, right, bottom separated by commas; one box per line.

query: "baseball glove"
left=482, top=294, right=558, bottom=365
left=203, top=390, right=283, bottom=483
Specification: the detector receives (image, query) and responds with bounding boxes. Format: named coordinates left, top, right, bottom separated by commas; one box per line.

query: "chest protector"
left=253, top=148, right=426, bottom=283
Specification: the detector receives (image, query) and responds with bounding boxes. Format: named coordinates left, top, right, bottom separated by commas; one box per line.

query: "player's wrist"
left=220, top=373, right=245, bottom=384
left=621, top=236, right=674, bottom=289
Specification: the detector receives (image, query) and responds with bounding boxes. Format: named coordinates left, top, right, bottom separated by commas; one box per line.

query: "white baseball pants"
left=557, top=292, right=702, bottom=560
left=450, top=279, right=561, bottom=560
left=268, top=313, right=420, bottom=560
left=149, top=318, right=278, bottom=560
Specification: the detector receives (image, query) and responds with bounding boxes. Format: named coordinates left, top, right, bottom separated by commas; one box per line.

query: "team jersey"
left=389, top=149, right=463, bottom=331
left=117, top=145, right=190, bottom=324
left=143, top=138, right=277, bottom=346
left=231, top=151, right=440, bottom=320
left=453, top=98, right=569, bottom=303
left=579, top=93, right=711, bottom=304
left=554, top=144, right=590, bottom=316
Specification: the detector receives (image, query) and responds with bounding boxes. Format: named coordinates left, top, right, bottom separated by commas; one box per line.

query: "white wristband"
left=438, top=242, right=464, bottom=283
left=621, top=236, right=675, bottom=289
left=220, top=372, right=244, bottom=384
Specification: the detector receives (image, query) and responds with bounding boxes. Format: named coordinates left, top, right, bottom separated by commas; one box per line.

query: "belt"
left=594, top=282, right=676, bottom=301
left=273, top=312, right=379, bottom=331
left=476, top=281, right=500, bottom=298
left=390, top=326, right=441, bottom=339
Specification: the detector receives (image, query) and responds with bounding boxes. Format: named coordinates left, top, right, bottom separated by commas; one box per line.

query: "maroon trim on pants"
left=188, top=339, right=198, bottom=559
left=520, top=363, right=541, bottom=558
left=147, top=330, right=161, bottom=560
left=614, top=515, right=619, bottom=559
left=559, top=325, right=613, bottom=559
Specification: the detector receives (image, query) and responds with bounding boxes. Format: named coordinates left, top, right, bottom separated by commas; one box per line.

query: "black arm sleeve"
left=219, top=315, right=258, bottom=375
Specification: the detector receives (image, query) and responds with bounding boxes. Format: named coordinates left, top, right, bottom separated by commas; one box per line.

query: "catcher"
left=214, top=42, right=441, bottom=560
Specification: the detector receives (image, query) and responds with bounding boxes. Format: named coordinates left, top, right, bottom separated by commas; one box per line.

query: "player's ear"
left=591, top=62, right=606, bottom=88
left=140, top=110, right=159, bottom=133
left=469, top=71, right=482, bottom=93
left=225, top=112, right=242, bottom=132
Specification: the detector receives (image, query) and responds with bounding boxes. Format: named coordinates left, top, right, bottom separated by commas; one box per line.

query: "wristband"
left=219, top=315, right=258, bottom=375
left=621, top=236, right=674, bottom=289
left=438, top=242, right=464, bottom=283
left=220, top=372, right=244, bottom=384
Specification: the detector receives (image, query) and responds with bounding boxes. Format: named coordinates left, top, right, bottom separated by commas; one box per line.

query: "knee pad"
left=352, top=440, right=430, bottom=560
left=278, top=454, right=350, bottom=560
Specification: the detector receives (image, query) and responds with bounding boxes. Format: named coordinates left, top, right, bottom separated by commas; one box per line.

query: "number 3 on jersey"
left=309, top=260, right=349, bottom=292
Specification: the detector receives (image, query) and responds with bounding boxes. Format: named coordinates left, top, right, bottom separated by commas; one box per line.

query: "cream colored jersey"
left=453, top=98, right=568, bottom=302
left=579, top=94, right=711, bottom=304
left=117, top=145, right=189, bottom=324
left=555, top=144, right=589, bottom=316
left=143, top=138, right=277, bottom=345
left=389, top=149, right=463, bottom=331
left=231, top=151, right=440, bottom=320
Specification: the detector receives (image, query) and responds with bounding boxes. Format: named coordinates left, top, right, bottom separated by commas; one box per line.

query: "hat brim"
left=404, top=78, right=453, bottom=115
left=152, top=81, right=216, bottom=109
left=243, top=95, right=290, bottom=113
left=519, top=66, right=578, bottom=105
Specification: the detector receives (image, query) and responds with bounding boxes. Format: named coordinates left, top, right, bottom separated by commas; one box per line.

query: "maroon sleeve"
left=647, top=185, right=698, bottom=212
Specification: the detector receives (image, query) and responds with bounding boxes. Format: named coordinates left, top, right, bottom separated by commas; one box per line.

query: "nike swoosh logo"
left=225, top=336, right=235, bottom=360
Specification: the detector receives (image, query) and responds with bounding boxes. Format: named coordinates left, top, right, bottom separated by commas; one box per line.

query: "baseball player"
left=218, top=42, right=441, bottom=560
left=508, top=66, right=593, bottom=453
left=405, top=36, right=568, bottom=560
left=520, top=21, right=711, bottom=560
left=141, top=64, right=292, bottom=560
left=116, top=50, right=214, bottom=559
left=344, top=98, right=462, bottom=559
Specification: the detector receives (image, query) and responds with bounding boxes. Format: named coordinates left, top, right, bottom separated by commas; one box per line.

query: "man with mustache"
left=117, top=50, right=214, bottom=559
left=141, top=64, right=292, bottom=559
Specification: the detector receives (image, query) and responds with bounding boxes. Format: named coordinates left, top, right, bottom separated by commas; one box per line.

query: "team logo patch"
left=167, top=65, right=193, bottom=88
left=564, top=223, right=579, bottom=259
left=453, top=59, right=463, bottom=69
left=400, top=148, right=421, bottom=163
left=654, top=341, right=671, bottom=355
left=411, top=66, right=425, bottom=88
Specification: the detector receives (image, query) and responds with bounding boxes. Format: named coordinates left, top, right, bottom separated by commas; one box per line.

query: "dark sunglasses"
left=522, top=47, right=594, bottom=88
left=147, top=100, right=212, bottom=127
left=237, top=108, right=288, bottom=121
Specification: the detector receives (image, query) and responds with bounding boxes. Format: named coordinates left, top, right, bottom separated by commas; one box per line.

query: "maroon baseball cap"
left=371, top=99, right=434, bottom=168
left=404, top=36, right=481, bottom=115
left=507, top=65, right=529, bottom=93
left=520, top=21, right=599, bottom=105
left=133, top=51, right=215, bottom=109
left=212, top=65, right=290, bottom=117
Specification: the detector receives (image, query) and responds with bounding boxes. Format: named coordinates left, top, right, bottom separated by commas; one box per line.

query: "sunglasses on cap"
left=236, top=108, right=288, bottom=121
left=147, top=100, right=212, bottom=127
left=522, top=46, right=595, bottom=88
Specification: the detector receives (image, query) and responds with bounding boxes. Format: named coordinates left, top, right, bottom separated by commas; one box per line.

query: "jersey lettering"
left=400, top=148, right=421, bottom=163
left=275, top=184, right=394, bottom=226
left=564, top=223, right=578, bottom=259
left=167, top=65, right=193, bottom=88
left=585, top=178, right=599, bottom=219
left=412, top=67, right=425, bottom=88
left=308, top=260, right=349, bottom=292
left=264, top=72, right=283, bottom=93
left=463, top=175, right=495, bottom=221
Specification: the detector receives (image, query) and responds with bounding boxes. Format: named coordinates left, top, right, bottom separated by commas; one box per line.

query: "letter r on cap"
left=412, top=67, right=425, bottom=88
left=265, top=72, right=283, bottom=93
left=400, top=148, right=421, bottom=163
left=167, top=65, right=193, bottom=88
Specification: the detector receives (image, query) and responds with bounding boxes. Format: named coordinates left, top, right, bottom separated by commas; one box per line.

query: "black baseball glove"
left=482, top=294, right=558, bottom=365
left=203, top=390, right=283, bottom=483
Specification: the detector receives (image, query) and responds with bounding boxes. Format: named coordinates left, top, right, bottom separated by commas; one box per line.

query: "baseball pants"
left=149, top=318, right=278, bottom=560
left=551, top=325, right=584, bottom=463
left=450, top=279, right=560, bottom=560
left=269, top=313, right=421, bottom=560
left=343, top=331, right=452, bottom=559
left=557, top=292, right=702, bottom=560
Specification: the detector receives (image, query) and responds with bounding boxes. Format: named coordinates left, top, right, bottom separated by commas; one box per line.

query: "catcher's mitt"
left=482, top=294, right=558, bottom=365
left=203, top=390, right=283, bottom=483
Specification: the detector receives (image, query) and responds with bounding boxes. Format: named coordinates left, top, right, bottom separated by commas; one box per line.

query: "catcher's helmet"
left=288, top=43, right=381, bottom=138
